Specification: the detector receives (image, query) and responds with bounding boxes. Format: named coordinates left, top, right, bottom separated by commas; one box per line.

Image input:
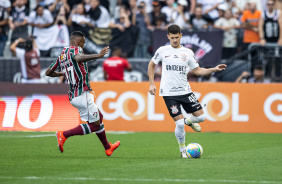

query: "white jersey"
left=151, top=45, right=199, bottom=97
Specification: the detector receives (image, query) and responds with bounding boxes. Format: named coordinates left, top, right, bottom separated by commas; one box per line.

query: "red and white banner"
left=1, top=82, right=282, bottom=133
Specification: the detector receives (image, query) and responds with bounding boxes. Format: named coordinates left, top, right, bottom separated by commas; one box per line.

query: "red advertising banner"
left=1, top=82, right=282, bottom=133
left=0, top=95, right=79, bottom=131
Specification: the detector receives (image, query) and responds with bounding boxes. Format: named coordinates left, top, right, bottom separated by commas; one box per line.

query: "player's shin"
left=95, top=111, right=110, bottom=150
left=185, top=114, right=206, bottom=125
left=175, top=119, right=186, bottom=152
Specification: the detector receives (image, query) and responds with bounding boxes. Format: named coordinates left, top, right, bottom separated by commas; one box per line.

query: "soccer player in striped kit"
left=45, top=31, right=120, bottom=156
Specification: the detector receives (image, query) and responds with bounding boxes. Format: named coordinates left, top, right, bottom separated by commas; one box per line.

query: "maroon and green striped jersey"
left=48, top=46, right=91, bottom=101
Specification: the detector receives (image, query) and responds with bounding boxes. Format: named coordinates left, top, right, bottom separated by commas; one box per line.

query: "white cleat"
left=181, top=150, right=188, bottom=158
left=189, top=123, right=201, bottom=132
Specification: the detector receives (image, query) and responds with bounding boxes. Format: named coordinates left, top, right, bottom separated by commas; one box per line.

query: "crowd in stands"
left=0, top=0, right=281, bottom=58
left=0, top=0, right=281, bottom=83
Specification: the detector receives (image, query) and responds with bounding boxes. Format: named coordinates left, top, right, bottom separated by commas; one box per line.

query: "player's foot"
left=181, top=150, right=188, bottom=158
left=56, top=131, right=67, bottom=153
left=105, top=141, right=120, bottom=156
left=189, top=123, right=201, bottom=132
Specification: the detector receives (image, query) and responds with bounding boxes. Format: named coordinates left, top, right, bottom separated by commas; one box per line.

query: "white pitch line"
left=0, top=176, right=281, bottom=183
left=25, top=134, right=55, bottom=137
left=0, top=134, right=55, bottom=138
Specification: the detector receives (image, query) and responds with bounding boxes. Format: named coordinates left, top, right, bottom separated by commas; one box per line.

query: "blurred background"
left=0, top=0, right=281, bottom=83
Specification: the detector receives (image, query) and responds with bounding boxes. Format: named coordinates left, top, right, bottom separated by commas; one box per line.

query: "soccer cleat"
left=181, top=150, right=188, bottom=158
left=105, top=141, right=120, bottom=156
left=56, top=131, right=67, bottom=153
left=189, top=123, right=201, bottom=132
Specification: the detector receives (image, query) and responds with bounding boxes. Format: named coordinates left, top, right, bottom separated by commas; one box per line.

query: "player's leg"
left=181, top=93, right=206, bottom=132
left=163, top=96, right=187, bottom=158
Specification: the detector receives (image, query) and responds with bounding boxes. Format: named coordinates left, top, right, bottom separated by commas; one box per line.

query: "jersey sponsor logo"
left=174, top=55, right=179, bottom=58
left=181, top=54, right=187, bottom=61
left=165, top=55, right=170, bottom=58
left=166, top=65, right=187, bottom=72
left=169, top=87, right=185, bottom=92
left=170, top=105, right=178, bottom=114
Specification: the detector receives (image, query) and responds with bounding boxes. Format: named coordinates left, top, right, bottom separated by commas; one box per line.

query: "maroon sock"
left=96, top=130, right=111, bottom=150
left=96, top=110, right=111, bottom=150
left=63, top=125, right=84, bottom=138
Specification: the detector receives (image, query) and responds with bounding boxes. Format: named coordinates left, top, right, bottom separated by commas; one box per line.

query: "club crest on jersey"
left=181, top=54, right=187, bottom=61
left=60, top=54, right=66, bottom=60
left=170, top=105, right=178, bottom=114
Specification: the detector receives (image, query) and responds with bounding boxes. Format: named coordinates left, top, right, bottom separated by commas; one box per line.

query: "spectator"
left=171, top=0, right=189, bottom=29
left=241, top=3, right=261, bottom=45
left=53, top=6, right=69, bottom=48
left=103, top=47, right=132, bottom=81
left=235, top=0, right=262, bottom=12
left=128, top=0, right=138, bottom=24
left=133, top=1, right=151, bottom=58
left=214, top=9, right=241, bottom=58
left=0, top=4, right=8, bottom=56
left=197, top=0, right=225, bottom=20
left=259, top=0, right=282, bottom=45
left=48, top=0, right=70, bottom=19
left=155, top=13, right=168, bottom=30
left=84, top=0, right=91, bottom=12
left=188, top=0, right=196, bottom=14
left=87, top=0, right=111, bottom=28
left=0, top=0, right=11, bottom=12
left=149, top=0, right=168, bottom=29
left=28, top=5, right=53, bottom=29
left=67, top=3, right=93, bottom=28
left=189, top=5, right=212, bottom=30
left=235, top=65, right=271, bottom=83
left=109, top=5, right=131, bottom=32
left=10, top=37, right=42, bottom=83
left=171, top=0, right=190, bottom=29
left=9, top=0, right=29, bottom=43
left=216, top=3, right=228, bottom=21
left=161, top=0, right=174, bottom=22
left=28, top=5, right=54, bottom=56
left=67, top=0, right=82, bottom=10
left=137, top=0, right=152, bottom=13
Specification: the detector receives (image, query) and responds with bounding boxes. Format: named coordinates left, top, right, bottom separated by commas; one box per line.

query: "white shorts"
left=70, top=91, right=100, bottom=122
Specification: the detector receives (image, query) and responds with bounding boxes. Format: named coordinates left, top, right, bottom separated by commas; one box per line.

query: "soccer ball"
left=186, top=143, right=203, bottom=158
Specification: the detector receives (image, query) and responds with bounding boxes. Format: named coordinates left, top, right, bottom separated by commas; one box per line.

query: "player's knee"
left=195, top=114, right=206, bottom=123
left=175, top=119, right=185, bottom=129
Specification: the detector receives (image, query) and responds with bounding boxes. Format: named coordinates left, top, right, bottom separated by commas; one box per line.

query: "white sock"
left=185, top=114, right=206, bottom=125
left=175, top=119, right=186, bottom=152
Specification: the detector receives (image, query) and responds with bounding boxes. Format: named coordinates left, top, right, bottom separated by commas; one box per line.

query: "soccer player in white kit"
left=148, top=25, right=227, bottom=158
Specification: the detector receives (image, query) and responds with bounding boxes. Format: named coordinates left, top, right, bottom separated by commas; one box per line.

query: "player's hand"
left=214, top=64, right=227, bottom=72
left=149, top=84, right=157, bottom=95
left=98, top=46, right=109, bottom=58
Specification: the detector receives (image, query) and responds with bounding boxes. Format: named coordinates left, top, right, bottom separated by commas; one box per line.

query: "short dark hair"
left=71, top=31, right=85, bottom=38
left=254, top=65, right=263, bottom=71
left=167, top=24, right=181, bottom=35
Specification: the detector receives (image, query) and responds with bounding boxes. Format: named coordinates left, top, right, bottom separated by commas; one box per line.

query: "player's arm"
left=45, top=57, right=64, bottom=77
left=73, top=46, right=109, bottom=63
left=45, top=68, right=64, bottom=77
left=193, top=64, right=227, bottom=76
left=148, top=60, right=157, bottom=95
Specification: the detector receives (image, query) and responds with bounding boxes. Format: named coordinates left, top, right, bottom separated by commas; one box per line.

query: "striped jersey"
left=48, top=46, right=91, bottom=101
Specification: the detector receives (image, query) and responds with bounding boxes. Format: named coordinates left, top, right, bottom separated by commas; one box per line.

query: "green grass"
left=0, top=131, right=282, bottom=184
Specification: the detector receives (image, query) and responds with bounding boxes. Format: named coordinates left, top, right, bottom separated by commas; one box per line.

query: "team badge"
left=60, top=54, right=66, bottom=60
left=181, top=54, right=187, bottom=61
left=170, top=105, right=178, bottom=114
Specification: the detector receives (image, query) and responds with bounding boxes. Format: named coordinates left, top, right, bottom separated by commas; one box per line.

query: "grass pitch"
left=0, top=131, right=282, bottom=184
